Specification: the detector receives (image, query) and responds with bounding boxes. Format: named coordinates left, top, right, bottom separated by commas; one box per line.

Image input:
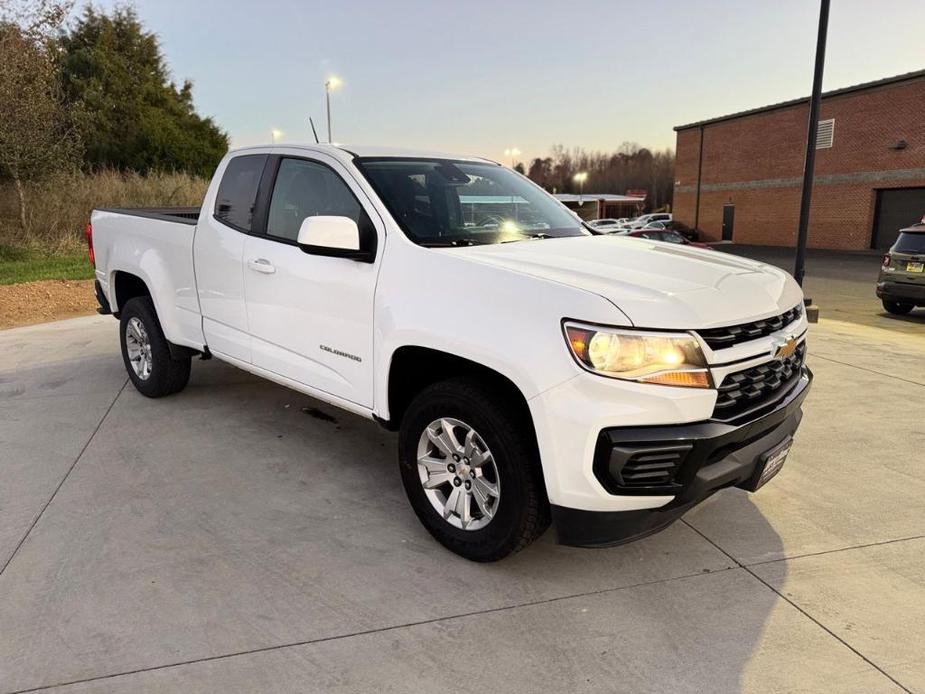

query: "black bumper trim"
left=94, top=280, right=112, bottom=315
left=876, top=280, right=925, bottom=304
left=553, top=367, right=812, bottom=548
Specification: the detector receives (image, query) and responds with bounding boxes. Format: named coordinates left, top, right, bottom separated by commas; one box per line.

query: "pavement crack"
left=681, top=519, right=913, bottom=693
left=807, top=351, right=925, bottom=387
left=0, top=378, right=129, bottom=578
left=6, top=564, right=739, bottom=693
left=744, top=533, right=925, bottom=567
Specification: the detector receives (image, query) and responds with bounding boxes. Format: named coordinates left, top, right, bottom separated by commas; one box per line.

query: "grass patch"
left=0, top=245, right=94, bottom=285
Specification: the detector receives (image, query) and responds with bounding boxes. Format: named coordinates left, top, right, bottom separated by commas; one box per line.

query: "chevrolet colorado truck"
left=89, top=144, right=812, bottom=561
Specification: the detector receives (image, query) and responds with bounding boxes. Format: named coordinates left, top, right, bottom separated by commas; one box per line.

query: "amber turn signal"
left=639, top=371, right=712, bottom=388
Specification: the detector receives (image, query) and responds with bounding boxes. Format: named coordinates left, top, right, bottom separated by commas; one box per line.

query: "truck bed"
left=94, top=206, right=201, bottom=225
left=91, top=205, right=205, bottom=350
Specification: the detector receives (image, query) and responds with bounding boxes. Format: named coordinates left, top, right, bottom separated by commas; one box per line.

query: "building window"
left=816, top=118, right=835, bottom=149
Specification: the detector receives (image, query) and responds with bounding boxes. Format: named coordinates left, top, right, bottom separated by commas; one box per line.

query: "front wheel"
left=119, top=296, right=191, bottom=397
left=398, top=379, right=549, bottom=561
left=882, top=299, right=914, bottom=315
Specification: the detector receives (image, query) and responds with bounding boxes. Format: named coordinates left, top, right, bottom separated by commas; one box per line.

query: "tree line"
left=0, top=0, right=228, bottom=232
left=519, top=144, right=675, bottom=211
left=0, top=0, right=675, bottom=240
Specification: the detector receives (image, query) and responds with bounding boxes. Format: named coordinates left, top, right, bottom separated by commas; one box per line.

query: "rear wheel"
left=398, top=378, right=549, bottom=561
left=882, top=299, right=914, bottom=315
left=119, top=296, right=191, bottom=397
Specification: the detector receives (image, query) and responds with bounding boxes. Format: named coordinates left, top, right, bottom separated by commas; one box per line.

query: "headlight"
left=563, top=322, right=711, bottom=388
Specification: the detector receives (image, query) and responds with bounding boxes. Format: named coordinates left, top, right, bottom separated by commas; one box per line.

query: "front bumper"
left=551, top=367, right=812, bottom=547
left=876, top=280, right=925, bottom=305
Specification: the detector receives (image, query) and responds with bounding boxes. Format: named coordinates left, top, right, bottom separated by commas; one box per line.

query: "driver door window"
left=267, top=158, right=368, bottom=242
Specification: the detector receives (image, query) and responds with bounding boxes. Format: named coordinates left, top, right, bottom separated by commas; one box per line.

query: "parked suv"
left=877, top=222, right=925, bottom=315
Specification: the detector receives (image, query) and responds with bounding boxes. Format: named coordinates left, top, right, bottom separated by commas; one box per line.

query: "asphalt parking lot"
left=1, top=253, right=923, bottom=693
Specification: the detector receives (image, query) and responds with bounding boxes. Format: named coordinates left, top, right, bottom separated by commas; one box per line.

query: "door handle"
left=247, top=258, right=276, bottom=274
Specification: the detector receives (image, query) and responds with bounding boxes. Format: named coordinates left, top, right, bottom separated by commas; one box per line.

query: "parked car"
left=665, top=220, right=700, bottom=242
left=587, top=218, right=623, bottom=232
left=88, top=144, right=811, bottom=561
left=622, top=227, right=714, bottom=249
left=877, top=221, right=925, bottom=315
left=623, top=212, right=673, bottom=230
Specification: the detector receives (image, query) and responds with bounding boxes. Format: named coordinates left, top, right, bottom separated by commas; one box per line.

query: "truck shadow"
left=178, top=359, right=788, bottom=692
left=1, top=352, right=786, bottom=693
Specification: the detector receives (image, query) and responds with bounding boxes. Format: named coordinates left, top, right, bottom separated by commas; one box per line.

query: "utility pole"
left=794, top=0, right=830, bottom=288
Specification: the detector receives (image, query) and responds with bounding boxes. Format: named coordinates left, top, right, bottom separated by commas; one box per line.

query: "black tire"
left=119, top=296, right=191, bottom=397
left=398, top=378, right=550, bottom=561
left=882, top=300, right=914, bottom=316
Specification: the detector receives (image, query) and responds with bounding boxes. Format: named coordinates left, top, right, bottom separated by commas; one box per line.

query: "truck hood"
left=452, top=235, right=804, bottom=328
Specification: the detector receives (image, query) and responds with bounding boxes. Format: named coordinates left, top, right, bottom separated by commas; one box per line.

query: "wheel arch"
left=110, top=270, right=151, bottom=315
left=383, top=347, right=539, bottom=454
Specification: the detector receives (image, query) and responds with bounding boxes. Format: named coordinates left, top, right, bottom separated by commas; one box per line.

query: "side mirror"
left=296, top=216, right=373, bottom=262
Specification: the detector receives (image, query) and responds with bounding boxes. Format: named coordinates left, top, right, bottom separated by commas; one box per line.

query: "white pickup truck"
left=89, top=144, right=811, bottom=561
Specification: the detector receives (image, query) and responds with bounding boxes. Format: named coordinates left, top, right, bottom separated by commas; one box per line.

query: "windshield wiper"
left=501, top=232, right=554, bottom=243
left=419, top=238, right=485, bottom=247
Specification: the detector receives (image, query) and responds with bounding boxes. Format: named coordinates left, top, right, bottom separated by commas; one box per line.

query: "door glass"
left=267, top=159, right=367, bottom=242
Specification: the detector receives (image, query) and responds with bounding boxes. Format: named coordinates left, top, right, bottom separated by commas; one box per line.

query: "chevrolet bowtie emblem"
left=771, top=335, right=798, bottom=360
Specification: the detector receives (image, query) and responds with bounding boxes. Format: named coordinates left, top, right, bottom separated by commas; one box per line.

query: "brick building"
left=672, top=70, right=925, bottom=250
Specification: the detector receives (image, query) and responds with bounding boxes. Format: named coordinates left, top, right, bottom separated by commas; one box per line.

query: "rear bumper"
left=876, top=280, right=925, bottom=305
left=551, top=367, right=812, bottom=547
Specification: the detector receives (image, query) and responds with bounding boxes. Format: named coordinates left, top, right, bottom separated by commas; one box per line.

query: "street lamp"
left=324, top=76, right=342, bottom=143
left=270, top=128, right=283, bottom=144
left=504, top=147, right=521, bottom=169
left=573, top=172, right=588, bottom=205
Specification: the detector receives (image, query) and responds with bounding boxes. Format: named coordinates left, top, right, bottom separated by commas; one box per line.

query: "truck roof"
left=227, top=143, right=499, bottom=165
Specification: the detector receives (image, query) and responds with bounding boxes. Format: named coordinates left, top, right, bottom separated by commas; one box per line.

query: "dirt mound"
left=0, top=279, right=98, bottom=329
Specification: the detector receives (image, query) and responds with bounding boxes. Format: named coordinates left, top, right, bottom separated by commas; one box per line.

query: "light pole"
left=794, top=0, right=829, bottom=289
left=504, top=147, right=521, bottom=169
left=270, top=128, right=282, bottom=144
left=324, top=76, right=342, bottom=143
left=573, top=172, right=588, bottom=206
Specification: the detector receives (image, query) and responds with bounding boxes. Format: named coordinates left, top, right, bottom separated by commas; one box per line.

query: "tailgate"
left=887, top=251, right=925, bottom=283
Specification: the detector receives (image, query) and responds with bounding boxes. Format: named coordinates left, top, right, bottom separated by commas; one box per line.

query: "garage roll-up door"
left=872, top=187, right=925, bottom=250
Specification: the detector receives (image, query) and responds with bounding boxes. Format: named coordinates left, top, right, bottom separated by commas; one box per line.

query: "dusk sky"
left=92, top=0, right=924, bottom=165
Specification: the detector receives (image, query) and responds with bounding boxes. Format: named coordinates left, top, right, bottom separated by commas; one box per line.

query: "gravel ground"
left=0, top=279, right=97, bottom=329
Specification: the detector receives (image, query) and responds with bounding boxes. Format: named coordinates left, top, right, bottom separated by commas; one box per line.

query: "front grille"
left=713, top=342, right=806, bottom=421
left=697, top=304, right=803, bottom=350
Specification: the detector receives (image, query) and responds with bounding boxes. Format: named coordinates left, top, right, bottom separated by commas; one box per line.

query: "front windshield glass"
left=355, top=158, right=588, bottom=246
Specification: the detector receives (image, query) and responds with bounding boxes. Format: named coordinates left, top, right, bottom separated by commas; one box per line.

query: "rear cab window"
left=214, top=154, right=268, bottom=232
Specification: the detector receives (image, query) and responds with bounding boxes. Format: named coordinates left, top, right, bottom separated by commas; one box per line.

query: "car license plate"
left=746, top=438, right=792, bottom=492
left=907, top=262, right=924, bottom=273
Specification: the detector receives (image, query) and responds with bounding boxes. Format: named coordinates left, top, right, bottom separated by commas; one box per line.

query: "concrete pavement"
left=0, top=314, right=923, bottom=693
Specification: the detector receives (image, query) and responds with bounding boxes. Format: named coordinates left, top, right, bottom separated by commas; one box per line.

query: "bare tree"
left=526, top=143, right=676, bottom=212
left=0, top=0, right=79, bottom=232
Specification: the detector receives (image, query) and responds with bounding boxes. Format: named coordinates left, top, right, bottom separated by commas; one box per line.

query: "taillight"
left=86, top=222, right=95, bottom=267
left=881, top=254, right=891, bottom=269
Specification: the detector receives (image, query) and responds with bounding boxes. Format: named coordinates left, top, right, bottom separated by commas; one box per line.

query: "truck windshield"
left=354, top=158, right=587, bottom=246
